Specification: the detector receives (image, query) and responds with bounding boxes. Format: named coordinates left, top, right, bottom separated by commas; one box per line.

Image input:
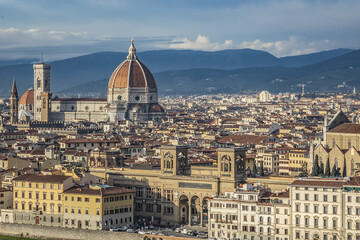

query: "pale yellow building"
left=13, top=174, right=73, bottom=226
left=63, top=184, right=134, bottom=230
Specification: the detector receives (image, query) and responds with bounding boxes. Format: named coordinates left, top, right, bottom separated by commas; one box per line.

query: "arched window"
left=166, top=160, right=171, bottom=169
left=351, top=159, right=355, bottom=176
left=348, top=139, right=352, bottom=149
left=43, top=98, right=46, bottom=108
left=335, top=158, right=338, bottom=169
left=333, top=138, right=336, bottom=148
left=37, top=78, right=41, bottom=88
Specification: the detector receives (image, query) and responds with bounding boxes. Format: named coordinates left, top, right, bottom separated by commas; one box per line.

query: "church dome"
left=19, top=89, right=34, bottom=105
left=108, top=40, right=157, bottom=89
left=149, top=103, right=165, bottom=113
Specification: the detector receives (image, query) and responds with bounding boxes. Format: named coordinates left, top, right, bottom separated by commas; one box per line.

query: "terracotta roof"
left=343, top=176, right=360, bottom=186
left=218, top=134, right=269, bottom=145
left=63, top=185, right=134, bottom=196
left=291, top=178, right=346, bottom=187
left=13, top=174, right=71, bottom=183
left=328, top=123, right=360, bottom=134
left=108, top=59, right=156, bottom=89
left=19, top=89, right=34, bottom=105
left=149, top=104, right=165, bottom=113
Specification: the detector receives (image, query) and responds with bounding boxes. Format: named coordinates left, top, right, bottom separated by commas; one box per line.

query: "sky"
left=0, top=0, right=359, bottom=61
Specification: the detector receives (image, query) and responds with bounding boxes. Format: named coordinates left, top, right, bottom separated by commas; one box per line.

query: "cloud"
left=167, top=35, right=233, bottom=51
left=0, top=28, right=88, bottom=49
left=238, top=36, right=335, bottom=57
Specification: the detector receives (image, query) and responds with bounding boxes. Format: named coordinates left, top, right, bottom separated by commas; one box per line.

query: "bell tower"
left=161, top=145, right=189, bottom=175
left=10, top=79, right=19, bottom=124
left=33, top=61, right=51, bottom=121
left=217, top=148, right=247, bottom=179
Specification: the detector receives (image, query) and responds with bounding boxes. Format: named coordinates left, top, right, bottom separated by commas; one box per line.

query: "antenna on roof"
left=41, top=52, right=44, bottom=63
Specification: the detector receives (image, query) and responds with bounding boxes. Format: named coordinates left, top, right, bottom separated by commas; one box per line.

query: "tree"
left=311, top=155, right=320, bottom=176
left=253, top=161, right=258, bottom=175
left=319, top=162, right=324, bottom=176
left=335, top=168, right=341, bottom=177
left=325, top=158, right=331, bottom=177
left=299, top=162, right=308, bottom=177
left=342, top=158, right=347, bottom=177
left=259, top=160, right=264, bottom=176
left=331, top=164, right=337, bottom=177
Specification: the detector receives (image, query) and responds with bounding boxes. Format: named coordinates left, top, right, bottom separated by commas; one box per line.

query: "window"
left=324, top=195, right=328, bottom=202
left=333, top=219, right=337, bottom=229
left=295, top=204, right=300, bottom=212
left=85, top=198, right=89, bottom=202
left=333, top=195, right=337, bottom=202
left=314, top=205, right=319, bottom=213
left=324, top=206, right=328, bottom=214
left=305, top=194, right=309, bottom=200
left=333, top=206, right=337, bottom=214
left=314, top=218, right=319, bottom=227
left=295, top=193, right=300, bottom=200
left=96, top=198, right=100, bottom=203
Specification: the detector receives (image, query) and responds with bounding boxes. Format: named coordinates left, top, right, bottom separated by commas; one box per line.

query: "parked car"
left=109, top=228, right=120, bottom=232
left=181, top=229, right=188, bottom=234
left=126, top=229, right=135, bottom=233
left=138, top=230, right=146, bottom=235
left=175, top=228, right=182, bottom=233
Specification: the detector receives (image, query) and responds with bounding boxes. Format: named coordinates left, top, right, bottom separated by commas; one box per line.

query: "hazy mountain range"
left=0, top=48, right=358, bottom=97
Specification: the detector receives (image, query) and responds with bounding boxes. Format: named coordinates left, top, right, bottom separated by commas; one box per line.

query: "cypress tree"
left=253, top=161, right=257, bottom=175
left=343, top=158, right=347, bottom=177
left=325, top=158, right=331, bottom=177
left=299, top=162, right=308, bottom=177
left=260, top=160, right=264, bottom=176
left=331, top=164, right=337, bottom=177
left=311, top=156, right=319, bottom=176
left=319, top=162, right=324, bottom=176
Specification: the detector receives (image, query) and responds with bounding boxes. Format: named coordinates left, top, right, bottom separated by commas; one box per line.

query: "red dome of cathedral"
left=19, top=89, right=34, bottom=105
left=108, top=40, right=157, bottom=89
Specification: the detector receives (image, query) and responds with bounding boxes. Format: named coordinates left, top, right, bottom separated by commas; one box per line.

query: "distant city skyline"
left=0, top=0, right=359, bottom=60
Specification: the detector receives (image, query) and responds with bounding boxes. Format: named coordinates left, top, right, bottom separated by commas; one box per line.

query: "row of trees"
left=311, top=156, right=346, bottom=177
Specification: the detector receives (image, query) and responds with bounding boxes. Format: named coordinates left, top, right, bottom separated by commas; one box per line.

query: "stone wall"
left=0, top=223, right=143, bottom=240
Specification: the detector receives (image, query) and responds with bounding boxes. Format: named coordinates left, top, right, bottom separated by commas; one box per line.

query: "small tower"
left=10, top=79, right=19, bottom=124
left=353, top=87, right=356, bottom=95
left=33, top=61, right=51, bottom=121
left=161, top=145, right=189, bottom=175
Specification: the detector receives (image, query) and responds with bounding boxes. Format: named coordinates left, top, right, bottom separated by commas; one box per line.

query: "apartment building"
left=62, top=184, right=134, bottom=230
left=291, top=178, right=360, bottom=240
left=13, top=174, right=73, bottom=227
left=208, top=184, right=276, bottom=240
left=209, top=177, right=360, bottom=240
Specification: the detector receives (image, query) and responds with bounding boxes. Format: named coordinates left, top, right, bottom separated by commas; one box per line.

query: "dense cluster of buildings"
left=1, top=41, right=360, bottom=239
